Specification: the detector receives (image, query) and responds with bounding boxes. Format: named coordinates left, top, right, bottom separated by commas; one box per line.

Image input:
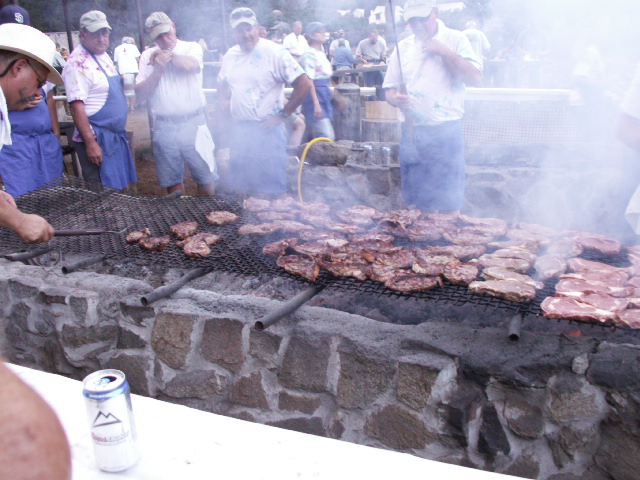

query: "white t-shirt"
left=463, top=28, right=490, bottom=67
left=113, top=43, right=141, bottom=75
left=0, top=87, right=11, bottom=147
left=136, top=39, right=205, bottom=116
left=282, top=32, right=308, bottom=57
left=62, top=45, right=117, bottom=116
left=383, top=20, right=481, bottom=126
left=621, top=64, right=640, bottom=120
left=218, top=38, right=305, bottom=122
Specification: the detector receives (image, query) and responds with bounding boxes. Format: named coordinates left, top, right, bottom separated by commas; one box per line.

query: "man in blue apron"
left=62, top=10, right=137, bottom=191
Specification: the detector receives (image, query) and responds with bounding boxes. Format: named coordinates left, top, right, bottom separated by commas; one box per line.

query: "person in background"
left=0, top=25, right=70, bottom=475
left=384, top=0, right=481, bottom=214
left=258, top=25, right=268, bottom=39
left=355, top=29, right=387, bottom=88
left=217, top=7, right=311, bottom=197
left=0, top=7, right=64, bottom=198
left=52, top=42, right=66, bottom=74
left=463, top=20, right=490, bottom=70
left=329, top=29, right=350, bottom=68
left=63, top=10, right=137, bottom=191
left=282, top=21, right=308, bottom=61
left=136, top=12, right=217, bottom=196
left=60, top=48, right=69, bottom=61
left=0, top=3, right=30, bottom=25
left=334, top=38, right=358, bottom=70
left=113, top=36, right=140, bottom=113
left=300, top=22, right=335, bottom=141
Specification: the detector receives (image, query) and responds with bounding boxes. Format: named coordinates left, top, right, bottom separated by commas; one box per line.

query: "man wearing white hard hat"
left=384, top=0, right=481, bottom=214
left=63, top=10, right=137, bottom=192
left=0, top=22, right=59, bottom=243
left=136, top=11, right=217, bottom=196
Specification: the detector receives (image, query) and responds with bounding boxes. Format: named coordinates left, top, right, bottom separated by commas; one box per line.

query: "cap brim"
left=0, top=45, right=63, bottom=85
left=149, top=24, right=171, bottom=40
left=230, top=19, right=257, bottom=29
left=84, top=22, right=112, bottom=33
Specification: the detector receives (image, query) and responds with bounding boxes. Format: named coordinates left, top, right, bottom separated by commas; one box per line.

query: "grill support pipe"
left=4, top=246, right=55, bottom=263
left=141, top=268, right=210, bottom=306
left=62, top=254, right=110, bottom=274
left=254, top=285, right=326, bottom=331
left=508, top=313, right=524, bottom=342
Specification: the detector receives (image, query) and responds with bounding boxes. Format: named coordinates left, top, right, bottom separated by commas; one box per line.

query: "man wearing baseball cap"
left=384, top=0, right=482, bottom=214
left=63, top=10, right=137, bottom=192
left=217, top=7, right=311, bottom=196
left=135, top=12, right=217, bottom=196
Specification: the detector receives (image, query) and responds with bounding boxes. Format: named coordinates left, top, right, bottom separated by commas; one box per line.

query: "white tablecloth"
left=10, top=364, right=516, bottom=480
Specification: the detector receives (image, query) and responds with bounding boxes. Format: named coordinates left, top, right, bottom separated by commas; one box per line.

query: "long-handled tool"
left=387, top=0, right=413, bottom=138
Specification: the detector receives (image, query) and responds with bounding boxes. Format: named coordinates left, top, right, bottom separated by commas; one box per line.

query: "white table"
left=10, top=364, right=517, bottom=480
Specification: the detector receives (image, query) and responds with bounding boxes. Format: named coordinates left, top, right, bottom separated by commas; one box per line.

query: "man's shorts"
left=152, top=112, right=218, bottom=187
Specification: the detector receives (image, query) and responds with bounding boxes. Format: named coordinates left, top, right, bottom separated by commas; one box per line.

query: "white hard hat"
left=0, top=23, right=63, bottom=85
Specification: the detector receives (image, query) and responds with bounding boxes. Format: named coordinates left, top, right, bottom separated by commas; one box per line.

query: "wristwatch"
left=277, top=108, right=291, bottom=119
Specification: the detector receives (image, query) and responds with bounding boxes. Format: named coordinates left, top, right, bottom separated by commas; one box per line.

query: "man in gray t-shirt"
left=355, top=30, right=387, bottom=87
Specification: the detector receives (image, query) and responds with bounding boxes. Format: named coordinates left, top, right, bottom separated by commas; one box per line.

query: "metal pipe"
left=4, top=246, right=55, bottom=262
left=162, top=190, right=183, bottom=200
left=508, top=314, right=524, bottom=342
left=140, top=268, right=210, bottom=306
left=62, top=254, right=109, bottom=274
left=254, top=285, right=326, bottom=331
left=62, top=0, right=74, bottom=52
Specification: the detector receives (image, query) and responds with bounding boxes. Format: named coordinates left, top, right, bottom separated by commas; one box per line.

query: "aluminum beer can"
left=82, top=369, right=140, bottom=472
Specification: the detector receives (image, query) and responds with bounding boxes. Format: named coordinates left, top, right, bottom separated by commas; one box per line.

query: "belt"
left=155, top=108, right=204, bottom=124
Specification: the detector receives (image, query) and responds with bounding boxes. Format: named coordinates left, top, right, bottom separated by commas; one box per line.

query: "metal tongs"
left=54, top=227, right=127, bottom=236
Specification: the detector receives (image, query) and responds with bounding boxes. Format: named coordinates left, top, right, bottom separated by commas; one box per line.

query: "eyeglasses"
left=26, top=60, right=47, bottom=89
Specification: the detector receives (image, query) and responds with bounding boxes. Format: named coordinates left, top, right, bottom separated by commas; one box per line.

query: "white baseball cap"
left=403, top=0, right=437, bottom=22
left=0, top=23, right=63, bottom=85
left=145, top=12, right=172, bottom=41
left=230, top=8, right=258, bottom=29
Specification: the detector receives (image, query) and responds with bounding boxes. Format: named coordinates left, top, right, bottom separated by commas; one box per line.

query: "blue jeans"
left=399, top=120, right=465, bottom=211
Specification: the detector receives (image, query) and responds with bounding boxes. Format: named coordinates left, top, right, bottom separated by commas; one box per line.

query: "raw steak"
left=478, top=254, right=531, bottom=274
left=533, top=255, right=567, bottom=281
left=555, top=278, right=632, bottom=298
left=541, top=296, right=616, bottom=323
left=481, top=267, right=544, bottom=290
left=468, top=280, right=536, bottom=302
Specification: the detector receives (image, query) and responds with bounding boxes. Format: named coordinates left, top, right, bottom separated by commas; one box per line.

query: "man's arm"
left=424, top=40, right=482, bottom=86
left=261, top=74, right=312, bottom=131
left=617, top=113, right=640, bottom=151
left=0, top=359, right=71, bottom=480
left=47, top=90, right=60, bottom=138
left=69, top=100, right=102, bottom=165
left=170, top=53, right=200, bottom=73
left=0, top=192, right=54, bottom=243
left=135, top=50, right=172, bottom=103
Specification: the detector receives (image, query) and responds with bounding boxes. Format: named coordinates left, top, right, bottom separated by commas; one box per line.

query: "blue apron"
left=86, top=49, right=137, bottom=190
left=0, top=88, right=64, bottom=197
left=302, top=78, right=334, bottom=122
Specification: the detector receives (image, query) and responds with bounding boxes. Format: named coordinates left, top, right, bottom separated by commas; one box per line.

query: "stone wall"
left=3, top=258, right=640, bottom=480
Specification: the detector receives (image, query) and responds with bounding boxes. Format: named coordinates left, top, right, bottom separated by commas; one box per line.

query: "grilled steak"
left=468, top=280, right=536, bottom=303
left=533, top=255, right=567, bottom=281
left=126, top=227, right=151, bottom=243
left=568, top=231, right=622, bottom=256
left=560, top=271, right=629, bottom=288
left=276, top=254, right=320, bottom=282
left=617, top=309, right=640, bottom=328
left=176, top=232, right=222, bottom=248
left=541, top=296, right=616, bottom=323
left=262, top=238, right=298, bottom=258
left=487, top=238, right=539, bottom=252
left=365, top=263, right=408, bottom=283
left=412, top=251, right=459, bottom=275
left=298, top=230, right=348, bottom=248
left=505, top=228, right=550, bottom=247
left=293, top=241, right=332, bottom=258
left=139, top=235, right=171, bottom=251
left=243, top=197, right=270, bottom=212
left=298, top=201, right=331, bottom=216
left=325, top=221, right=366, bottom=235
left=318, top=258, right=368, bottom=281
left=385, top=274, right=443, bottom=293
left=337, top=205, right=383, bottom=226
left=405, top=219, right=444, bottom=242
left=270, top=196, right=301, bottom=212
left=363, top=247, right=414, bottom=268
left=170, top=221, right=198, bottom=240
left=443, top=262, right=479, bottom=286
left=517, top=222, right=558, bottom=238
left=555, top=278, right=632, bottom=298
left=567, top=258, right=629, bottom=277
left=256, top=211, right=298, bottom=222
left=238, top=223, right=282, bottom=235
left=481, top=266, right=544, bottom=290
left=205, top=210, right=239, bottom=225
left=349, top=233, right=395, bottom=245
left=442, top=230, right=494, bottom=246
left=545, top=238, right=583, bottom=259
left=459, top=214, right=507, bottom=230
left=183, top=240, right=211, bottom=258
left=381, top=208, right=423, bottom=227
left=556, top=292, right=629, bottom=313
left=459, top=224, right=507, bottom=238
left=300, top=212, right=334, bottom=228
left=425, top=245, right=486, bottom=262
left=491, top=247, right=537, bottom=263
left=271, top=220, right=314, bottom=234
left=478, top=254, right=531, bottom=274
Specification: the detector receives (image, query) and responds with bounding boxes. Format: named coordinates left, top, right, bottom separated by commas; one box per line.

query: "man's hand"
left=150, top=50, right=172, bottom=71
left=261, top=114, right=285, bottom=131
left=85, top=139, right=103, bottom=166
left=422, top=39, right=450, bottom=58
left=15, top=213, right=54, bottom=244
left=393, top=91, right=411, bottom=109
left=0, top=191, right=17, bottom=208
left=24, top=93, right=44, bottom=109
left=314, top=102, right=323, bottom=119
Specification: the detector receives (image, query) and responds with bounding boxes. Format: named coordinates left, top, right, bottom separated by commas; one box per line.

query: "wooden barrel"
left=361, top=119, right=402, bottom=142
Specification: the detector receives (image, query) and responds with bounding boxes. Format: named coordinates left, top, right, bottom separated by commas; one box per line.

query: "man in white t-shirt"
left=329, top=29, right=350, bottom=66
left=463, top=21, right=490, bottom=69
left=217, top=8, right=311, bottom=196
left=63, top=10, right=137, bottom=191
left=113, top=37, right=140, bottom=112
left=136, top=12, right=217, bottom=196
left=282, top=21, right=308, bottom=61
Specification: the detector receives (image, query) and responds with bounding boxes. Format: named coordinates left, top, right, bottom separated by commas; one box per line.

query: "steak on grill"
left=363, top=247, right=414, bottom=268
left=139, top=235, right=171, bottom=251
left=442, top=230, right=494, bottom=246
left=533, top=255, right=567, bottom=281
left=517, top=222, right=558, bottom=238
left=243, top=197, right=270, bottom=212
left=425, top=244, right=486, bottom=262
left=491, top=247, right=537, bottom=264
left=205, top=210, right=239, bottom=225
left=568, top=231, right=622, bottom=256
left=263, top=238, right=298, bottom=258
left=567, top=258, right=630, bottom=278
left=256, top=211, right=298, bottom=222
left=412, top=251, right=459, bottom=276
left=478, top=254, right=531, bottom=274
left=276, top=254, right=320, bottom=282
left=405, top=219, right=444, bottom=242
left=325, top=221, right=366, bottom=235
left=318, top=258, right=368, bottom=281
left=365, top=263, right=408, bottom=283
left=545, top=238, right=583, bottom=259
left=126, top=227, right=151, bottom=243
left=298, top=201, right=331, bottom=216
left=506, top=228, right=550, bottom=247
left=459, top=215, right=508, bottom=233
left=380, top=208, right=422, bottom=228
left=270, top=196, right=301, bottom=212
left=293, top=241, right=332, bottom=258
left=272, top=220, right=314, bottom=234
left=349, top=233, right=395, bottom=245
left=443, top=262, right=479, bottom=286
left=170, top=221, right=198, bottom=240
left=337, top=205, right=383, bottom=226
left=238, top=223, right=282, bottom=235
left=176, top=232, right=222, bottom=248
left=557, top=292, right=629, bottom=313
left=555, top=278, right=632, bottom=298
left=541, top=296, right=616, bottom=323
left=385, top=274, right=443, bottom=293
left=617, top=309, right=640, bottom=328
left=560, top=271, right=629, bottom=288
left=481, top=266, right=544, bottom=290
left=184, top=240, right=211, bottom=258
left=487, top=238, right=539, bottom=252
left=468, top=280, right=536, bottom=303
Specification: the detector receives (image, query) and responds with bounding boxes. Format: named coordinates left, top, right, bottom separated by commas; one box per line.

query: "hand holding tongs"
left=54, top=227, right=127, bottom=236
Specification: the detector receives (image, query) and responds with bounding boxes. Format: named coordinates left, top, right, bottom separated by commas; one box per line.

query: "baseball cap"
left=403, top=0, right=437, bottom=22
left=305, top=22, right=326, bottom=35
left=0, top=5, right=30, bottom=25
left=145, top=12, right=172, bottom=40
left=0, top=23, right=63, bottom=85
left=230, top=8, right=257, bottom=29
left=79, top=10, right=111, bottom=32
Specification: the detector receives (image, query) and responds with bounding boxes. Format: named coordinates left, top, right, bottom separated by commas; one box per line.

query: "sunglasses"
left=26, top=60, right=47, bottom=89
